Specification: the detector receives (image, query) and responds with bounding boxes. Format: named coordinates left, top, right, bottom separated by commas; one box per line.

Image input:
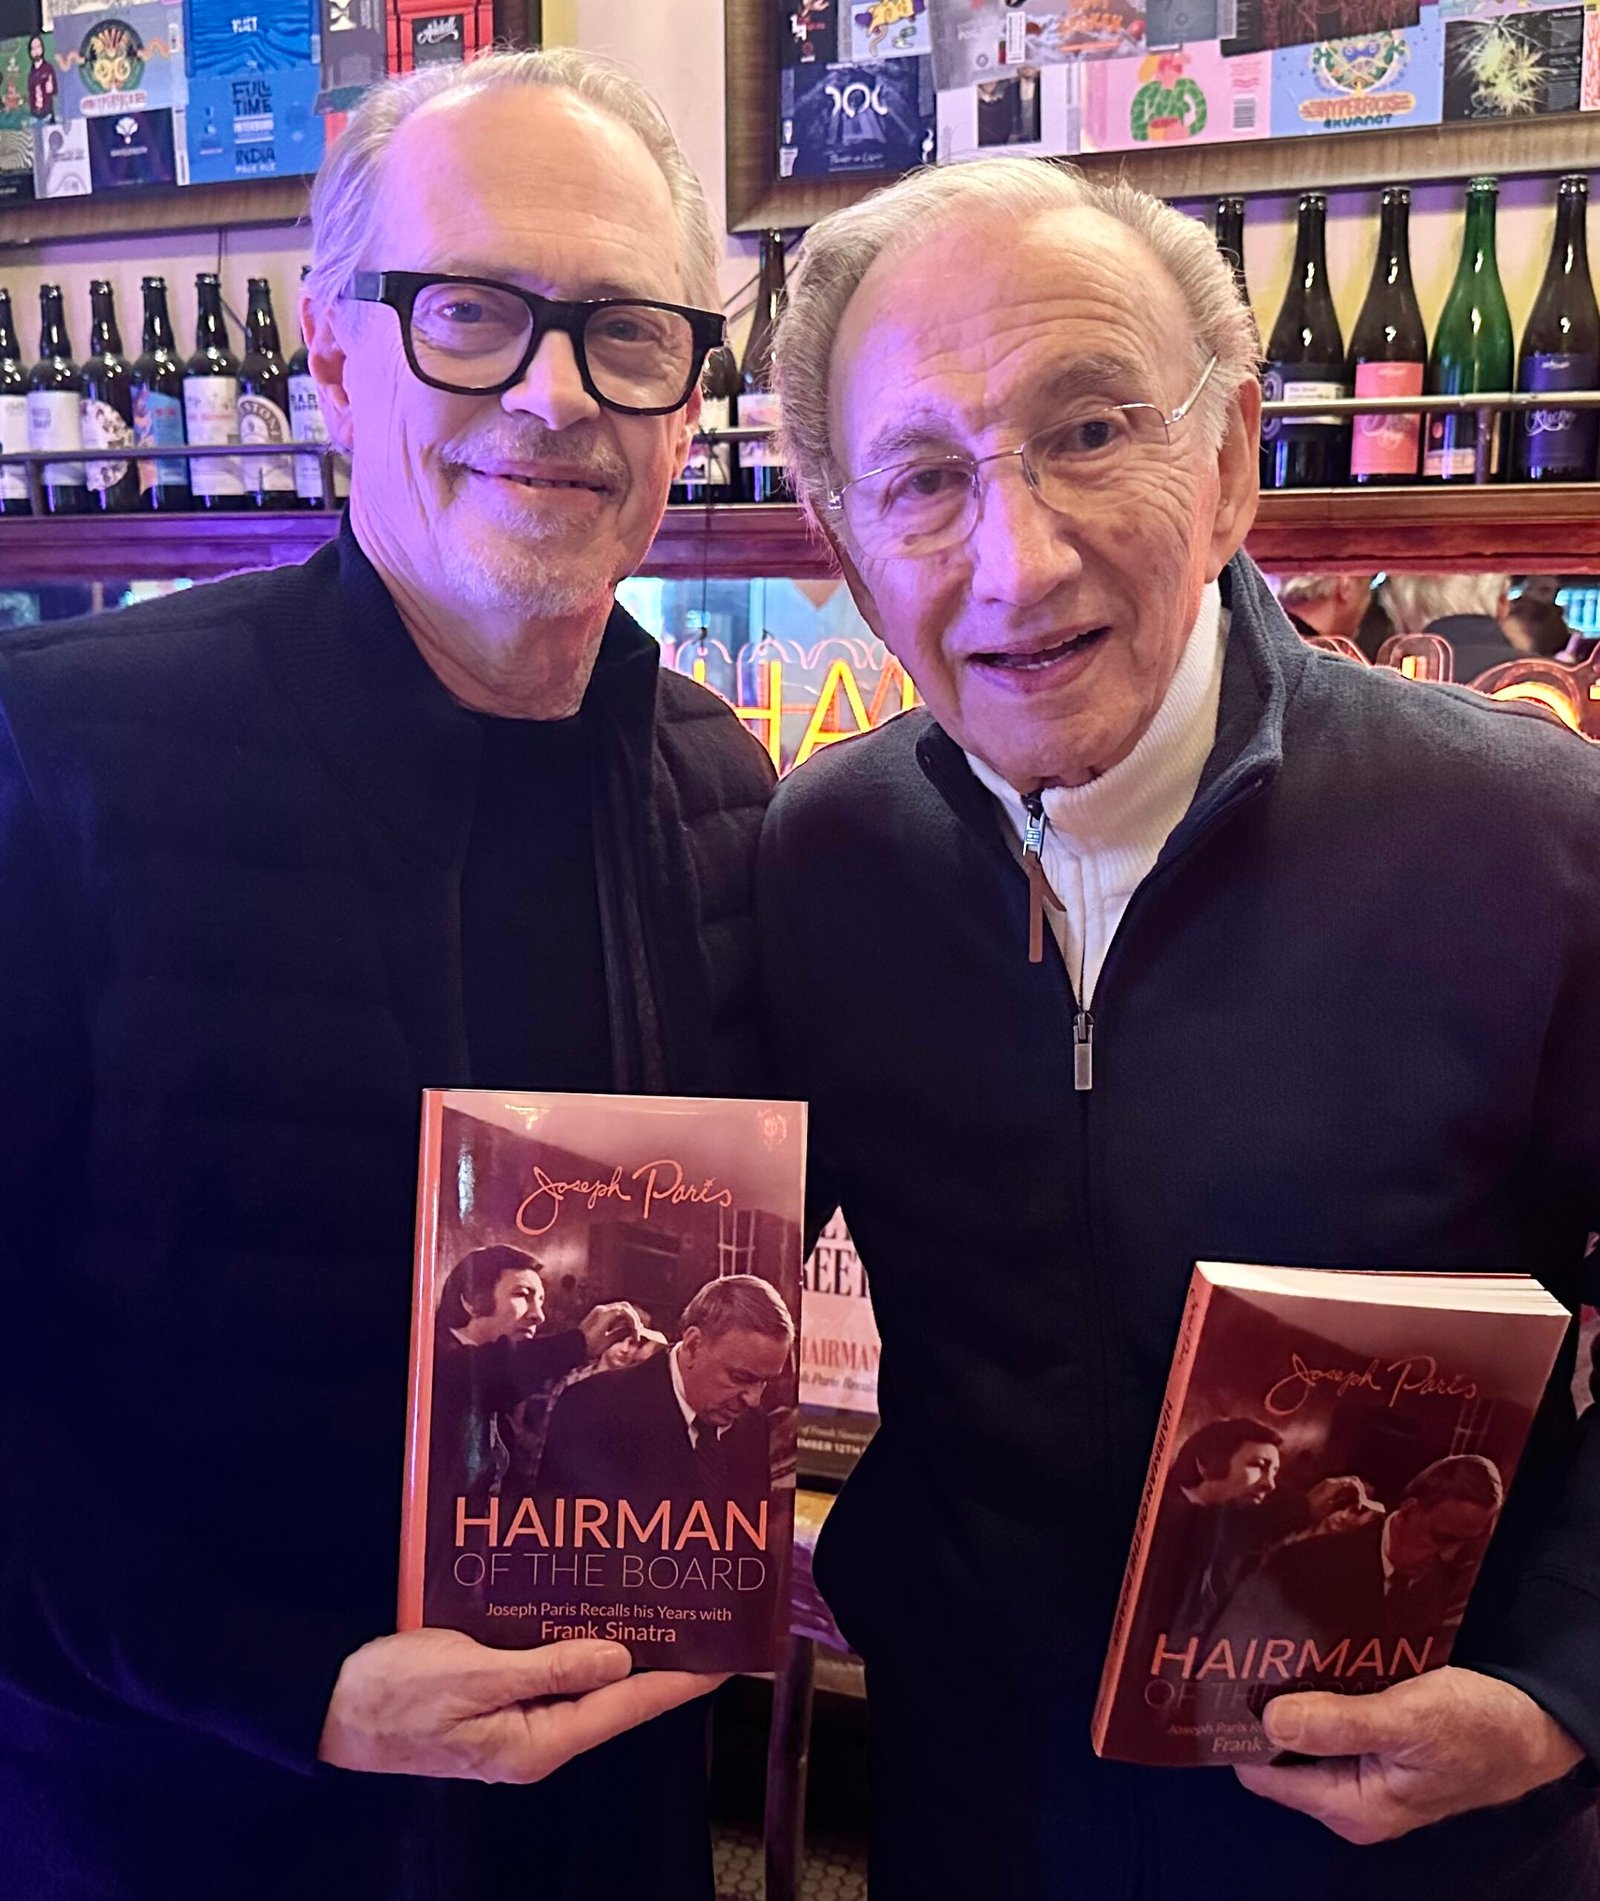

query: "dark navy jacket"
left=0, top=531, right=774, bottom=1899
left=758, top=552, right=1600, bottom=1900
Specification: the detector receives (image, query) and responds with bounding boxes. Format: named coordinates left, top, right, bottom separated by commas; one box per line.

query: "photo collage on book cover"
left=777, top=0, right=1600, bottom=178
left=0, top=0, right=491, bottom=206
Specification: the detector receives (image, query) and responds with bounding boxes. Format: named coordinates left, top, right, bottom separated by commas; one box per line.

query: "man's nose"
left=501, top=328, right=601, bottom=431
left=967, top=463, right=1085, bottom=610
left=739, top=1385, right=764, bottom=1410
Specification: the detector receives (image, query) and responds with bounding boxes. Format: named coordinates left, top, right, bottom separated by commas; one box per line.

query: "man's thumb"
left=483, top=1639, right=633, bottom=1706
left=1263, top=1688, right=1404, bottom=1757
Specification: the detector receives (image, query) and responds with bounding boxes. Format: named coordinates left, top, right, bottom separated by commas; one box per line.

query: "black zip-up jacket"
left=0, top=530, right=774, bottom=1899
left=757, top=552, right=1600, bottom=1899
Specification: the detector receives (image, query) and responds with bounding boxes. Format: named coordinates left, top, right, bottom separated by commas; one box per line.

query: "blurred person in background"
left=1503, top=578, right=1575, bottom=661
left=1277, top=572, right=1375, bottom=653
left=1381, top=572, right=1516, bottom=684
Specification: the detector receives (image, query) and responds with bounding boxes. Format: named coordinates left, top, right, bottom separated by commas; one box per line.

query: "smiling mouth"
left=976, top=627, right=1109, bottom=672
left=469, top=468, right=612, bottom=493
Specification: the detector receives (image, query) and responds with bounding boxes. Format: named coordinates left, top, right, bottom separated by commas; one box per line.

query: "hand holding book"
left=1236, top=1665, right=1584, bottom=1841
left=316, top=1628, right=725, bottom=1781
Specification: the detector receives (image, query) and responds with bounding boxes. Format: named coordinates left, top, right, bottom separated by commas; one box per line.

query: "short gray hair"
left=1382, top=572, right=1509, bottom=632
left=1278, top=573, right=1345, bottom=609
left=680, top=1274, right=795, bottom=1345
left=773, top=156, right=1260, bottom=522
left=305, top=48, right=719, bottom=320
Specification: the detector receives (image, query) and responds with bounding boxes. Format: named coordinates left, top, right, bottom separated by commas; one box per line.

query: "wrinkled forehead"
left=829, top=204, right=1192, bottom=463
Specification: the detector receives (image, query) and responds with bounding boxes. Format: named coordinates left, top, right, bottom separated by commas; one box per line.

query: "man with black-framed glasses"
left=0, top=50, right=768, bottom=1901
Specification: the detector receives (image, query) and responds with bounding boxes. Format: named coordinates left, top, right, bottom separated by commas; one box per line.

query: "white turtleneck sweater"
left=965, top=581, right=1226, bottom=1008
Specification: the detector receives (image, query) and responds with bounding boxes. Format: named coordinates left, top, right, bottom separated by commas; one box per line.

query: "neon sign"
left=663, top=627, right=1600, bottom=775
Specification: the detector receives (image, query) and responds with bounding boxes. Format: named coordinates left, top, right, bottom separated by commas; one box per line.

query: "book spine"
left=397, top=1089, right=447, bottom=1630
left=1092, top=1268, right=1216, bottom=1753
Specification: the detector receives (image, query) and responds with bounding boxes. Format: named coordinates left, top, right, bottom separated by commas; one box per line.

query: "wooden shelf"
left=2, top=486, right=1598, bottom=586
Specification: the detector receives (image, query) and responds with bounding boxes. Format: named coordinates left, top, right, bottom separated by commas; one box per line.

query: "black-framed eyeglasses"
left=345, top=271, right=726, bottom=416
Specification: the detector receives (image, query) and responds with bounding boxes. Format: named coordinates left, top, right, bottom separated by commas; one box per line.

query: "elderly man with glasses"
left=0, top=51, right=767, bottom=1901
left=758, top=158, right=1600, bottom=1899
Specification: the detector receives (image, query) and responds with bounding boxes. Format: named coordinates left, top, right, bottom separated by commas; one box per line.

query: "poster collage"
left=779, top=0, right=1600, bottom=177
left=0, top=0, right=490, bottom=206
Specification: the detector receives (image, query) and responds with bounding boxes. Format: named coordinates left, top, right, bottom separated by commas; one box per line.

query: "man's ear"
left=675, top=383, right=703, bottom=490
left=301, top=292, right=355, bottom=455
left=1205, top=374, right=1261, bottom=584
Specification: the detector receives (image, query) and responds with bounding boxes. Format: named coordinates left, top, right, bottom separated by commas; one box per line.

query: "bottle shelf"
left=2, top=486, right=1599, bottom=588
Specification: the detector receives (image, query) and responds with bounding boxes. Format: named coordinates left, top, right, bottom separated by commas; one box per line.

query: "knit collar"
left=962, top=579, right=1225, bottom=858
left=264, top=519, right=661, bottom=870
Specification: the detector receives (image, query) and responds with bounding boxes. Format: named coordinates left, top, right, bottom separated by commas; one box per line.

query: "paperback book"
left=401, top=1088, right=806, bottom=1674
left=1093, top=1262, right=1569, bottom=1766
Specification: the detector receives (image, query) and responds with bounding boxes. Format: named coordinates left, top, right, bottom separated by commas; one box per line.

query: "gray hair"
left=305, top=48, right=719, bottom=320
left=680, top=1274, right=796, bottom=1345
left=1381, top=572, right=1509, bottom=633
left=1278, top=573, right=1345, bottom=608
left=1400, top=1454, right=1504, bottom=1516
left=773, top=156, right=1261, bottom=522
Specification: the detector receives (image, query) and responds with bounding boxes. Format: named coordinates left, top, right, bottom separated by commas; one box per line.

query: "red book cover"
left=401, top=1088, right=807, bottom=1674
left=1093, top=1263, right=1569, bottom=1766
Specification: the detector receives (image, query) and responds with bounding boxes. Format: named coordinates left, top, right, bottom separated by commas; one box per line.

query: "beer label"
left=1261, top=365, right=1347, bottom=440
left=238, top=393, right=295, bottom=495
left=183, top=375, right=244, bottom=497
left=288, top=373, right=348, bottom=503
left=1350, top=360, right=1423, bottom=478
left=1425, top=409, right=1501, bottom=480
left=679, top=394, right=732, bottom=488
left=81, top=397, right=134, bottom=491
left=0, top=392, right=28, bottom=502
left=26, top=388, right=85, bottom=488
left=133, top=387, right=188, bottom=493
left=740, top=389, right=784, bottom=469
left=1518, top=352, right=1599, bottom=479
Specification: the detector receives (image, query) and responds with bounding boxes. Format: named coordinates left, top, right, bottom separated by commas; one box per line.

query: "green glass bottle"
left=1424, top=177, right=1513, bottom=483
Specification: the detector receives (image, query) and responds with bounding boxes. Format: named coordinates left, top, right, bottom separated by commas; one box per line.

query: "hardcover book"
left=1093, top=1262, right=1569, bottom=1766
left=401, top=1089, right=807, bottom=1674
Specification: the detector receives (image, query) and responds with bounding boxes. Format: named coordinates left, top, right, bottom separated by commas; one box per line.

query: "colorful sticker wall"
left=1, top=0, right=490, bottom=205
left=777, top=0, right=1600, bottom=176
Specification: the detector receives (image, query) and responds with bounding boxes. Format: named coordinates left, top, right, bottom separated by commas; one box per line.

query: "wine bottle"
left=286, top=264, right=348, bottom=510
left=1348, top=186, right=1426, bottom=487
left=0, top=288, right=29, bottom=516
left=672, top=344, right=740, bottom=506
left=26, top=283, right=88, bottom=516
left=1215, top=196, right=1250, bottom=312
left=1515, top=174, right=1599, bottom=484
left=1424, top=178, right=1513, bottom=484
left=1260, top=193, right=1349, bottom=490
left=739, top=230, right=790, bottom=505
left=80, top=279, right=140, bottom=514
left=184, top=272, right=245, bottom=511
left=132, top=276, right=191, bottom=513
left=238, top=276, right=295, bottom=510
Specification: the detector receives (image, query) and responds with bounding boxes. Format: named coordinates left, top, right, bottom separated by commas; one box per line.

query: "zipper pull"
left=1074, top=1008, right=1094, bottom=1092
left=1022, top=791, right=1048, bottom=966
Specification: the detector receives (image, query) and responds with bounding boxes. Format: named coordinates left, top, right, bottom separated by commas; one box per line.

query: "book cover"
left=778, top=53, right=935, bottom=174
left=401, top=1088, right=807, bottom=1675
left=1082, top=44, right=1269, bottom=146
left=1268, top=3, right=1443, bottom=135
left=1093, top=1263, right=1569, bottom=1766
left=798, top=1210, right=880, bottom=1479
left=1443, top=6, right=1586, bottom=116
left=184, top=64, right=321, bottom=178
